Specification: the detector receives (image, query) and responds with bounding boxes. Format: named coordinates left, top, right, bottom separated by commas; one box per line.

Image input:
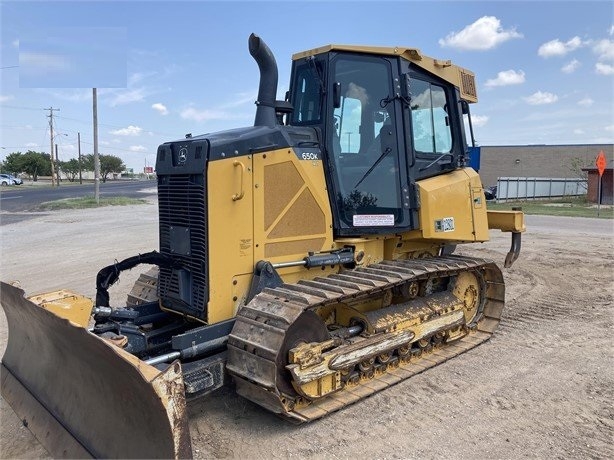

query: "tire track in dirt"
left=463, top=241, right=614, bottom=460
left=2, top=213, right=612, bottom=459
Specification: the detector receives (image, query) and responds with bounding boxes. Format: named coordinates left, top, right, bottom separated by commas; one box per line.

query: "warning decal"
left=353, top=214, right=395, bottom=227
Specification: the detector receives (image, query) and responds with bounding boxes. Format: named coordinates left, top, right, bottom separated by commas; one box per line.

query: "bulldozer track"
left=227, top=255, right=505, bottom=422
left=126, top=267, right=159, bottom=306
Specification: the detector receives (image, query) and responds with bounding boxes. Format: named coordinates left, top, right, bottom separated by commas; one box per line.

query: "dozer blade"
left=0, top=282, right=192, bottom=459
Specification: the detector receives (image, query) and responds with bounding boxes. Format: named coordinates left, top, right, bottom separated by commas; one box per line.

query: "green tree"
left=563, top=156, right=590, bottom=192
left=14, top=151, right=52, bottom=181
left=100, top=154, right=125, bottom=182
left=60, top=158, right=82, bottom=182
left=80, top=154, right=125, bottom=181
left=81, top=154, right=95, bottom=172
left=3, top=152, right=26, bottom=175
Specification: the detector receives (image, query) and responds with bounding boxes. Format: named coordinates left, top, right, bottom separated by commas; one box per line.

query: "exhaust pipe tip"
left=248, top=32, right=262, bottom=57
left=249, top=33, right=278, bottom=128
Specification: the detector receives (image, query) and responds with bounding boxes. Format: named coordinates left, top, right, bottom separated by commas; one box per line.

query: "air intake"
left=459, top=69, right=478, bottom=103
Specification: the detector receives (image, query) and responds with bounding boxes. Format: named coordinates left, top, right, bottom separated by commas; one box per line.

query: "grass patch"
left=37, top=196, right=148, bottom=210
left=487, top=197, right=613, bottom=219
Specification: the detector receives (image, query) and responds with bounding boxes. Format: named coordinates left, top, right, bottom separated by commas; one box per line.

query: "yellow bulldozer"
left=1, top=34, right=525, bottom=458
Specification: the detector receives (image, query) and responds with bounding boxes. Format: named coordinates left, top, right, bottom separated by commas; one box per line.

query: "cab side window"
left=290, top=63, right=323, bottom=124
left=410, top=79, right=452, bottom=154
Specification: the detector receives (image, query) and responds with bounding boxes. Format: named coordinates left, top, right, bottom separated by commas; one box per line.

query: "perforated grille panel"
left=157, top=173, right=208, bottom=319
left=459, top=70, right=477, bottom=102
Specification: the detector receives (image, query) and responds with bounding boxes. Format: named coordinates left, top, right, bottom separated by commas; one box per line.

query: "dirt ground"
left=0, top=200, right=612, bottom=459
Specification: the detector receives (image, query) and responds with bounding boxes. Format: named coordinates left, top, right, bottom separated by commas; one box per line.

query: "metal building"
left=478, top=144, right=614, bottom=190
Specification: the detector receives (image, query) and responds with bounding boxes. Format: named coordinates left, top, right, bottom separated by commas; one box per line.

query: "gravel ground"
left=1, top=201, right=612, bottom=459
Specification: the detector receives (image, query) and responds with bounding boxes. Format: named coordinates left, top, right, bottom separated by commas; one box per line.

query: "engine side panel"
left=206, top=155, right=255, bottom=324
left=253, top=147, right=334, bottom=264
left=415, top=168, right=489, bottom=242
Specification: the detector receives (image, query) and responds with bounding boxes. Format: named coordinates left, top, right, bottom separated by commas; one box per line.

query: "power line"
left=54, top=114, right=176, bottom=137
left=0, top=104, right=47, bottom=111
left=77, top=139, right=154, bottom=154
left=0, top=125, right=47, bottom=130
left=2, top=110, right=176, bottom=137
left=55, top=114, right=121, bottom=128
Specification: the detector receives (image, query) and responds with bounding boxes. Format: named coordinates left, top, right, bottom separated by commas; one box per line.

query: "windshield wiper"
left=307, top=57, right=325, bottom=95
left=354, top=147, right=392, bottom=188
left=419, top=152, right=454, bottom=172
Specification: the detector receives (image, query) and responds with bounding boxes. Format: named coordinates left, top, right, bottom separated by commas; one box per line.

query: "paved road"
left=525, top=214, right=614, bottom=235
left=0, top=180, right=157, bottom=225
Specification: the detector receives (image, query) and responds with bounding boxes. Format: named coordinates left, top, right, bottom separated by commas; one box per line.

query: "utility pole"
left=93, top=88, right=100, bottom=204
left=46, top=107, right=60, bottom=186
left=55, top=144, right=60, bottom=186
left=78, top=132, right=82, bottom=184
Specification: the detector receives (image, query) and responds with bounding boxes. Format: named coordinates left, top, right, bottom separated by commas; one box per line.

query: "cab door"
left=326, top=53, right=417, bottom=236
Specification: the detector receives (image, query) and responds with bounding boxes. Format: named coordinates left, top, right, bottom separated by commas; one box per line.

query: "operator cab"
left=287, top=46, right=473, bottom=236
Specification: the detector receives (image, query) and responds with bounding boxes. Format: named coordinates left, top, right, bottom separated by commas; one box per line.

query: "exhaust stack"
left=249, top=33, right=278, bottom=128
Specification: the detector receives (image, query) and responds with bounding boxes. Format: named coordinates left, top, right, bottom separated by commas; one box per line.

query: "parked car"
left=0, top=174, right=22, bottom=186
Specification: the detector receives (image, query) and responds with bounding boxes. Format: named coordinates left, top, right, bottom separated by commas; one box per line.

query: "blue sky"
left=1, top=1, right=612, bottom=172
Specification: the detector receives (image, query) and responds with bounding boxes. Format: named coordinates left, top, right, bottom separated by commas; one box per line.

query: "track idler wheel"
left=278, top=310, right=330, bottom=397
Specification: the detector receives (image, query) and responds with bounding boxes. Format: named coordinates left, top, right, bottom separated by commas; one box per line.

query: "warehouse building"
left=477, top=144, right=613, bottom=203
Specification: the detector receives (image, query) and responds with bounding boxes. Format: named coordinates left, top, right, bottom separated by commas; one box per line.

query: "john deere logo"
left=178, top=148, right=188, bottom=164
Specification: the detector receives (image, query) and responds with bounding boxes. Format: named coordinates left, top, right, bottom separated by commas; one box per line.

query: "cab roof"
left=292, top=44, right=477, bottom=103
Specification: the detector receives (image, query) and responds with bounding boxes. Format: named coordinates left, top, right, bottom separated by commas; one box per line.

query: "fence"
left=495, top=177, right=587, bottom=201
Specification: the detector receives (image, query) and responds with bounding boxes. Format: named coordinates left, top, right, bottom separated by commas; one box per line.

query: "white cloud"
left=485, top=69, right=526, bottom=87
left=439, top=16, right=523, bottom=51
left=609, top=25, right=614, bottom=36
left=25, top=142, right=39, bottom=147
left=12, top=39, right=19, bottom=48
left=129, top=145, right=147, bottom=152
left=524, top=91, right=558, bottom=105
left=20, top=52, right=73, bottom=75
left=593, top=39, right=614, bottom=61
left=107, top=88, right=147, bottom=107
left=110, top=125, right=143, bottom=136
left=538, top=36, right=583, bottom=57
left=95, top=70, right=167, bottom=107
left=152, top=102, right=168, bottom=115
left=591, top=136, right=614, bottom=143
left=471, top=115, right=489, bottom=127
left=605, top=124, right=614, bottom=132
left=573, top=129, right=585, bottom=135
left=561, top=59, right=580, bottom=74
left=180, top=107, right=233, bottom=122
left=578, top=97, right=594, bottom=107
left=128, top=71, right=157, bottom=86
left=595, top=62, right=614, bottom=75
left=39, top=88, right=91, bottom=103
left=220, top=92, right=257, bottom=109
left=0, top=94, right=14, bottom=102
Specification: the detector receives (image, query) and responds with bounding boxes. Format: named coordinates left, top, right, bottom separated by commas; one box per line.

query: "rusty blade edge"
left=0, top=281, right=193, bottom=459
